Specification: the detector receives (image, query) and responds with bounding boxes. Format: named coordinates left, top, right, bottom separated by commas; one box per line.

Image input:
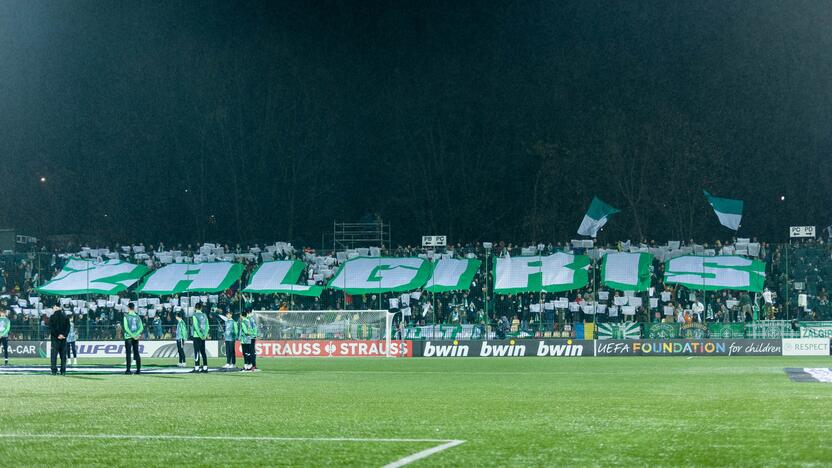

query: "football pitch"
left=1, top=356, right=831, bottom=466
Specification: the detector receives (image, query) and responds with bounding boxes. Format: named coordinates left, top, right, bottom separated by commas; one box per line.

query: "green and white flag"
left=577, top=196, right=620, bottom=237
left=596, top=322, right=641, bottom=340
left=38, top=258, right=148, bottom=296
left=138, top=262, right=244, bottom=295
left=424, top=258, right=481, bottom=293
left=601, top=252, right=652, bottom=291
left=243, top=260, right=323, bottom=296
left=493, top=252, right=590, bottom=294
left=704, top=190, right=743, bottom=231
left=327, top=257, right=432, bottom=294
left=664, top=255, right=765, bottom=292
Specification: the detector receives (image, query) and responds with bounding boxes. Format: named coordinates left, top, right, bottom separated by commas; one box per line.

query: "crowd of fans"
left=0, top=236, right=830, bottom=341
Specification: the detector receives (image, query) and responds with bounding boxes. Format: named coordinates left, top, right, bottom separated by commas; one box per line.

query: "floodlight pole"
left=432, top=250, right=439, bottom=336
left=538, top=251, right=544, bottom=337
left=35, top=243, right=42, bottom=289
left=591, top=236, right=597, bottom=337
left=702, top=264, right=707, bottom=328
left=483, top=243, right=492, bottom=339
left=785, top=238, right=790, bottom=320
left=86, top=258, right=90, bottom=340
left=378, top=256, right=383, bottom=311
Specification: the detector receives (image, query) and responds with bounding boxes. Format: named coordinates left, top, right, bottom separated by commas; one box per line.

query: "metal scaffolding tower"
left=333, top=220, right=391, bottom=252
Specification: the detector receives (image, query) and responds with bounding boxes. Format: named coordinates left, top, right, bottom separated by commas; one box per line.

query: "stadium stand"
left=0, top=237, right=829, bottom=340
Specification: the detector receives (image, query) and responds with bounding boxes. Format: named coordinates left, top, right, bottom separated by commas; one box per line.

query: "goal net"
left=252, top=310, right=396, bottom=356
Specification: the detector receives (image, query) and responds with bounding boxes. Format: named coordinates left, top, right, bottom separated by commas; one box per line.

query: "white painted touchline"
left=0, top=433, right=466, bottom=466
left=0, top=433, right=453, bottom=443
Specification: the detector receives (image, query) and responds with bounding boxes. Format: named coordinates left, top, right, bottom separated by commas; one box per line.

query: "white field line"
left=0, top=433, right=465, bottom=466
left=383, top=439, right=466, bottom=468
left=0, top=367, right=195, bottom=374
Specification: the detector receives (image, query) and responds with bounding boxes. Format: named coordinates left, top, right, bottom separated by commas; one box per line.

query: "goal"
left=252, top=310, right=398, bottom=356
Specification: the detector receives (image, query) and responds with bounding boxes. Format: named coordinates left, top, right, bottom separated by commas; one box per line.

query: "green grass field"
left=1, top=356, right=832, bottom=466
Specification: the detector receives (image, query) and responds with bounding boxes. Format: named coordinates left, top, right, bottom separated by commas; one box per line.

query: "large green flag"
left=601, top=252, right=652, bottom=291
left=664, top=255, right=765, bottom=292
left=327, top=257, right=433, bottom=294
left=493, top=253, right=589, bottom=294
left=38, top=258, right=148, bottom=296
left=577, top=196, right=620, bottom=237
left=424, top=258, right=481, bottom=293
left=704, top=190, right=743, bottom=231
left=138, top=262, right=244, bottom=295
left=243, top=260, right=323, bottom=296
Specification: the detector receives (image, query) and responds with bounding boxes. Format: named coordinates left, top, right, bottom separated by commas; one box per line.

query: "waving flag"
left=577, top=197, right=620, bottom=237
left=704, top=190, right=743, bottom=231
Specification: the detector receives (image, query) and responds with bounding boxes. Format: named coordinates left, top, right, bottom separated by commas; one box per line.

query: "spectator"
left=691, top=298, right=704, bottom=323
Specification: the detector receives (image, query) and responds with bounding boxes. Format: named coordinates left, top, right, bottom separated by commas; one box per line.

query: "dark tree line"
left=1, top=0, right=830, bottom=247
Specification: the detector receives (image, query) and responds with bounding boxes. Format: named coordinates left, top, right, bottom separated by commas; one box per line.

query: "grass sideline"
left=1, top=356, right=831, bottom=466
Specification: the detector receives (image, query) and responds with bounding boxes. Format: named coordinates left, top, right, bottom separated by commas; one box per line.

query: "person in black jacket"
left=49, top=305, right=70, bottom=375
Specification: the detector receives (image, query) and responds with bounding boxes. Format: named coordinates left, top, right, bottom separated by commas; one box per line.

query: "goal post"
left=252, top=310, right=399, bottom=357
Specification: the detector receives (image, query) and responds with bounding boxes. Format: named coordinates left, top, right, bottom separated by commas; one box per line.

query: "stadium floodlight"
left=253, top=310, right=399, bottom=357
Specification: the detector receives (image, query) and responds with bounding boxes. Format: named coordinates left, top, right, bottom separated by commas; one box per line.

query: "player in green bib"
left=0, top=308, right=10, bottom=366
left=191, top=303, right=210, bottom=373
left=247, top=312, right=258, bottom=371
left=240, top=310, right=253, bottom=371
left=218, top=309, right=239, bottom=369
left=123, top=303, right=144, bottom=375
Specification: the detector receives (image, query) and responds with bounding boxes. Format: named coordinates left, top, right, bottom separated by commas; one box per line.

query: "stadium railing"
left=6, top=319, right=831, bottom=341
left=6, top=324, right=225, bottom=341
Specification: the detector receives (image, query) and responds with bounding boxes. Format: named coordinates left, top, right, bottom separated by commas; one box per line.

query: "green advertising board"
left=745, top=320, right=799, bottom=339
left=708, top=323, right=745, bottom=338
left=596, top=322, right=641, bottom=340
left=799, top=321, right=832, bottom=338
left=644, top=323, right=679, bottom=339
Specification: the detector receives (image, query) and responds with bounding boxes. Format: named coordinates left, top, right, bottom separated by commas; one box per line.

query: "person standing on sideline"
left=191, top=303, right=209, bottom=373
left=175, top=312, right=188, bottom=367
left=0, top=308, right=10, bottom=366
left=49, top=305, right=70, bottom=375
left=218, top=310, right=238, bottom=369
left=123, top=303, right=144, bottom=375
left=67, top=315, right=78, bottom=366
left=240, top=310, right=252, bottom=371
left=247, top=310, right=258, bottom=371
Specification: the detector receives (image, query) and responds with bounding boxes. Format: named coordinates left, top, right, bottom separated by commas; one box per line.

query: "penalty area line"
left=0, top=433, right=465, bottom=466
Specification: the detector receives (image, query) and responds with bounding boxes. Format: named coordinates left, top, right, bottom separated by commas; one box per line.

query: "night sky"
left=1, top=0, right=830, bottom=247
